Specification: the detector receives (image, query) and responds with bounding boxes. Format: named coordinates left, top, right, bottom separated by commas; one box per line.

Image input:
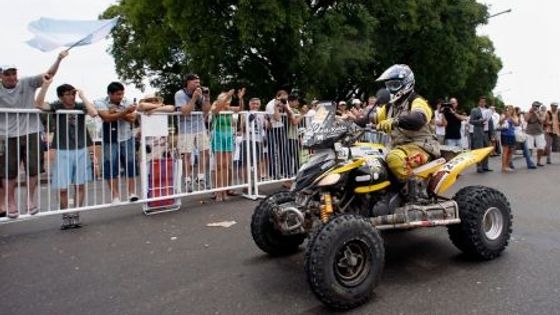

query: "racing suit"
left=376, top=92, right=440, bottom=181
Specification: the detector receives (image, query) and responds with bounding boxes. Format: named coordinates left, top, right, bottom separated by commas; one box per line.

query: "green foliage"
left=102, top=0, right=501, bottom=109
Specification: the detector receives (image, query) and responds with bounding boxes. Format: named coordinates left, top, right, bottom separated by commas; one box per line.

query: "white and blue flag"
left=26, top=17, right=118, bottom=52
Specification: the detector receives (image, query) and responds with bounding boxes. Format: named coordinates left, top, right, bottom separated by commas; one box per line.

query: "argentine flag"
left=26, top=17, right=118, bottom=52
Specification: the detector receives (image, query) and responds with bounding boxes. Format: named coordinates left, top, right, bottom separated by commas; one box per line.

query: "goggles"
left=384, top=79, right=403, bottom=93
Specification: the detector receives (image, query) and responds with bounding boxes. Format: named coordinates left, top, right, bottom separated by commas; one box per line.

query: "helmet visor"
left=385, top=79, right=402, bottom=93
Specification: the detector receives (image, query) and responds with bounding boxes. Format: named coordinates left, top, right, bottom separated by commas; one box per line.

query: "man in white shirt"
left=265, top=90, right=289, bottom=179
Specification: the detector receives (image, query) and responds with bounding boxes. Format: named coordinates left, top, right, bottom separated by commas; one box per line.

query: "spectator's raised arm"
left=46, top=50, right=69, bottom=78
left=34, top=75, right=53, bottom=111
left=76, top=90, right=97, bottom=117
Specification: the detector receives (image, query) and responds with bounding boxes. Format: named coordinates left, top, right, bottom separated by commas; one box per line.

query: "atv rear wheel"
left=251, top=191, right=306, bottom=256
left=306, top=214, right=384, bottom=310
left=448, top=186, right=512, bottom=260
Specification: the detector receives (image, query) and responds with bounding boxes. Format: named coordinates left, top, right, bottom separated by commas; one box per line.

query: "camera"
left=441, top=101, right=452, bottom=112
left=201, top=86, right=209, bottom=94
left=279, top=98, right=288, bottom=105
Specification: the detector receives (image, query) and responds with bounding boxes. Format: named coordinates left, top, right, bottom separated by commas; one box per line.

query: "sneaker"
left=70, top=213, right=82, bottom=228
left=129, top=194, right=139, bottom=202
left=61, top=214, right=72, bottom=230
left=185, top=177, right=193, bottom=192
left=112, top=197, right=121, bottom=204
left=196, top=174, right=206, bottom=190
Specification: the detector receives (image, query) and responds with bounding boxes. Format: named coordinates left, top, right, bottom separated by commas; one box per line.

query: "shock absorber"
left=320, top=192, right=333, bottom=223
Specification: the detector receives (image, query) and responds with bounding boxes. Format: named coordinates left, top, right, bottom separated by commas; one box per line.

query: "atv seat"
left=412, top=157, right=447, bottom=178
left=439, top=145, right=463, bottom=161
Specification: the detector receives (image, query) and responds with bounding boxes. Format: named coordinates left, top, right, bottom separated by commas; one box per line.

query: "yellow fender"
left=430, top=147, right=494, bottom=194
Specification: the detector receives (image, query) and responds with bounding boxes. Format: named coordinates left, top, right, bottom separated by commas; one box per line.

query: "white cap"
left=352, top=98, right=362, bottom=105
left=338, top=101, right=347, bottom=106
left=0, top=64, right=17, bottom=73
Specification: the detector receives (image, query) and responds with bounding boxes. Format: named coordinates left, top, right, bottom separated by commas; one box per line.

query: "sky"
left=0, top=0, right=558, bottom=109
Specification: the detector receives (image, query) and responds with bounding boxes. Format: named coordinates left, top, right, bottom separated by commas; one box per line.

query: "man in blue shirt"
left=94, top=82, right=138, bottom=203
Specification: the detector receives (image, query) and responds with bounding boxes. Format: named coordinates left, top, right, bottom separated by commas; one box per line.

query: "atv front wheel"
left=250, top=191, right=306, bottom=256
left=448, top=186, right=513, bottom=260
left=306, top=214, right=384, bottom=310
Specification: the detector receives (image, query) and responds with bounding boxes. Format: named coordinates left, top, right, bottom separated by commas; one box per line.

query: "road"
left=1, top=155, right=559, bottom=315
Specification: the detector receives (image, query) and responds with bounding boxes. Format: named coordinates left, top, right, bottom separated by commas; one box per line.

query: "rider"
left=373, top=64, right=440, bottom=181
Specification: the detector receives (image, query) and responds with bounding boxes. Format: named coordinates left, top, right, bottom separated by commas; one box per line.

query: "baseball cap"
left=1, top=64, right=17, bottom=74
left=532, top=101, right=542, bottom=107
left=311, top=99, right=319, bottom=105
left=352, top=98, right=362, bottom=105
left=551, top=102, right=558, bottom=107
left=338, top=101, right=347, bottom=106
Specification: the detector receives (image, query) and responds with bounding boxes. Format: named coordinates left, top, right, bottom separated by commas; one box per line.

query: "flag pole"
left=65, top=18, right=118, bottom=52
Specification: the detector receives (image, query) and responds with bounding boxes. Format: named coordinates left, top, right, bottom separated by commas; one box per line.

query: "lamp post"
left=489, top=9, right=512, bottom=19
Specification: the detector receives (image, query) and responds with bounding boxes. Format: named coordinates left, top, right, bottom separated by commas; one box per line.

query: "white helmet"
left=376, top=64, right=415, bottom=103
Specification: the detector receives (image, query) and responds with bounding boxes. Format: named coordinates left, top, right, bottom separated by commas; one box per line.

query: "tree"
left=102, top=0, right=501, bottom=109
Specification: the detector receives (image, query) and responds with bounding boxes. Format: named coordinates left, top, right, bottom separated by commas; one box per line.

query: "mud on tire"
left=306, top=214, right=384, bottom=310
left=251, top=191, right=306, bottom=256
left=448, top=185, right=513, bottom=260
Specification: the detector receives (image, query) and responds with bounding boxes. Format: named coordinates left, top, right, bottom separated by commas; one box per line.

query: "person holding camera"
left=442, top=97, right=468, bottom=148
left=174, top=73, right=212, bottom=191
left=95, top=82, right=139, bottom=203
left=239, top=97, right=267, bottom=183
left=265, top=90, right=289, bottom=180
left=0, top=50, right=68, bottom=219
left=525, top=101, right=547, bottom=166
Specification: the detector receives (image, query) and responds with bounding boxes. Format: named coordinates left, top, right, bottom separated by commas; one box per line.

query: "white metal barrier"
left=250, top=111, right=310, bottom=197
left=0, top=108, right=309, bottom=223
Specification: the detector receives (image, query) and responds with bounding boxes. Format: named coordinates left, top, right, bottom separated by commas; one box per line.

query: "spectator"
left=490, top=106, right=502, bottom=156
left=525, top=101, right=546, bottom=167
left=434, top=100, right=446, bottom=145
left=265, top=90, right=289, bottom=179
left=304, top=99, right=318, bottom=127
left=286, top=94, right=303, bottom=180
left=174, top=74, right=212, bottom=192
left=239, top=97, right=267, bottom=183
left=460, top=111, right=470, bottom=150
left=442, top=97, right=468, bottom=148
left=498, top=105, right=517, bottom=173
left=336, top=100, right=349, bottom=116
left=512, top=107, right=536, bottom=169
left=210, top=89, right=243, bottom=201
left=352, top=98, right=363, bottom=113
left=95, top=82, right=138, bottom=203
left=36, top=80, right=97, bottom=228
left=470, top=96, right=492, bottom=173
left=545, top=102, right=560, bottom=164
left=0, top=50, right=68, bottom=219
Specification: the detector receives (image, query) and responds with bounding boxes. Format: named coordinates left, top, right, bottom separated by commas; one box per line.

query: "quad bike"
left=250, top=103, right=512, bottom=310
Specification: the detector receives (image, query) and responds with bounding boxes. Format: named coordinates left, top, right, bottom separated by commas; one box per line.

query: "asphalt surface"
left=1, top=155, right=559, bottom=315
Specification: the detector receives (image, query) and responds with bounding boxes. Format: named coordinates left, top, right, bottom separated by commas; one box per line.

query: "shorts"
left=51, top=148, right=92, bottom=189
left=526, top=133, right=546, bottom=150
left=239, top=141, right=262, bottom=166
left=103, top=138, right=136, bottom=180
left=211, top=130, right=234, bottom=153
left=0, top=133, right=42, bottom=179
left=500, top=134, right=516, bottom=147
left=177, top=132, right=210, bottom=153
